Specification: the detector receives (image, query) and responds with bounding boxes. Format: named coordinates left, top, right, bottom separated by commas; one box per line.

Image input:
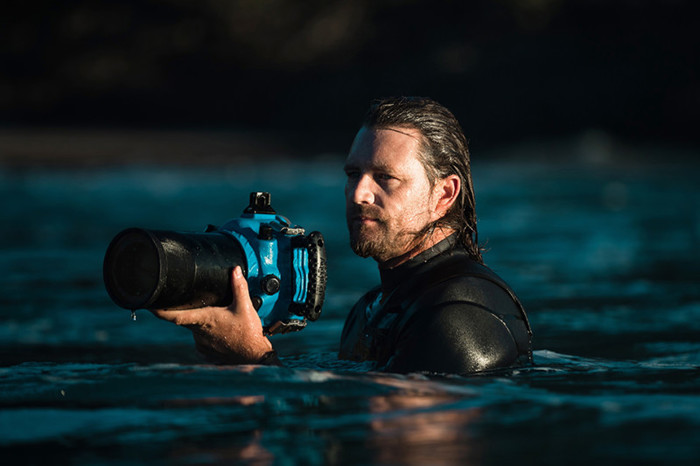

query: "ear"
left=432, top=175, right=460, bottom=220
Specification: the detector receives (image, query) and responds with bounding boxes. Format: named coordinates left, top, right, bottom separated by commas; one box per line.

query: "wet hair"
left=362, top=96, right=483, bottom=263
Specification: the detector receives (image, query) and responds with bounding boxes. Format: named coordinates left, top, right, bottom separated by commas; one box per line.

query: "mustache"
left=348, top=204, right=384, bottom=221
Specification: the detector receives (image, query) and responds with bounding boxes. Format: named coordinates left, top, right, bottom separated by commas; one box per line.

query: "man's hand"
left=150, top=266, right=274, bottom=364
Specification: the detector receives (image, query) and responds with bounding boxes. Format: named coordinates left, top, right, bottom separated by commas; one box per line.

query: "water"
left=1, top=141, right=699, bottom=465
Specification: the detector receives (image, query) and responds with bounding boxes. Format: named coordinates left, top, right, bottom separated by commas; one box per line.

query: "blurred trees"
left=2, top=0, right=698, bottom=147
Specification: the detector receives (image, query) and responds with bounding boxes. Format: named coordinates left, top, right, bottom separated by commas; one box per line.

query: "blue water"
left=1, top=140, right=699, bottom=465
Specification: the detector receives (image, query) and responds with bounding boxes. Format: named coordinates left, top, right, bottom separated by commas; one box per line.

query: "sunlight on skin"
left=344, top=126, right=460, bottom=268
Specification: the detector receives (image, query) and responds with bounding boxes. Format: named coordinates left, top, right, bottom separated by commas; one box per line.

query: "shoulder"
left=343, top=285, right=381, bottom=329
left=384, top=249, right=531, bottom=374
left=386, top=301, right=520, bottom=374
left=412, top=248, right=525, bottom=319
left=338, top=286, right=381, bottom=360
left=347, top=286, right=381, bottom=317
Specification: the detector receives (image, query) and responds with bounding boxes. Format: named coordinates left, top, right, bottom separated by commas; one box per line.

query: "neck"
left=377, top=227, right=455, bottom=269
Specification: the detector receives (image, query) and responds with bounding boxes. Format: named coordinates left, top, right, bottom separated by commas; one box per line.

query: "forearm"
left=257, top=349, right=283, bottom=366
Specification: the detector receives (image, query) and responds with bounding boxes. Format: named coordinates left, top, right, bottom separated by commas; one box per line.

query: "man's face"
left=344, top=126, right=439, bottom=264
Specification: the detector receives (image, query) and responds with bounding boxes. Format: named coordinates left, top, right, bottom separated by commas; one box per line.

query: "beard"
left=347, top=204, right=423, bottom=263
left=349, top=221, right=390, bottom=259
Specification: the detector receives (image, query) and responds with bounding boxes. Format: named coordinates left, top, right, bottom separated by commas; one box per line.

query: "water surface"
left=1, top=142, right=698, bottom=464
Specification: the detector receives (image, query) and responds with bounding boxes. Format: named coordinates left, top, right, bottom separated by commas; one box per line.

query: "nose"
left=347, top=174, right=374, bottom=205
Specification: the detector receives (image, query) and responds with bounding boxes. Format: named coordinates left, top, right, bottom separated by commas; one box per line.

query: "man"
left=152, top=97, right=532, bottom=374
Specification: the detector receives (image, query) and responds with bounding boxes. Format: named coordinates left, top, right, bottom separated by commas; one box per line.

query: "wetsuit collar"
left=379, top=234, right=457, bottom=296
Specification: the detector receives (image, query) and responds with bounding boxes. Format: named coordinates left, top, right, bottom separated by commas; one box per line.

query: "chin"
left=350, top=238, right=382, bottom=259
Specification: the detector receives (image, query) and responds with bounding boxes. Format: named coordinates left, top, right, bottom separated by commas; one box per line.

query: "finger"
left=230, top=266, right=254, bottom=313
left=149, top=308, right=207, bottom=327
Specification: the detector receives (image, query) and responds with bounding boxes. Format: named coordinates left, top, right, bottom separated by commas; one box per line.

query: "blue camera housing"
left=104, top=192, right=326, bottom=335
left=219, top=192, right=326, bottom=334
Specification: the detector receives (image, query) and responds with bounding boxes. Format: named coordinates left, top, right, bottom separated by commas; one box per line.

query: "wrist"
left=257, top=349, right=282, bottom=366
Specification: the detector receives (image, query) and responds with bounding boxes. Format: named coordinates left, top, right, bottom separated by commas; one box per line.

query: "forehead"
left=345, top=126, right=425, bottom=173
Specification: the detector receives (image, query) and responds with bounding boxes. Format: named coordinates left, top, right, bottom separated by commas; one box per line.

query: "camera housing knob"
left=261, top=274, right=281, bottom=295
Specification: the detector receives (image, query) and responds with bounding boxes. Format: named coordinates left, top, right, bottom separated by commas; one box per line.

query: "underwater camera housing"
left=103, top=192, right=327, bottom=335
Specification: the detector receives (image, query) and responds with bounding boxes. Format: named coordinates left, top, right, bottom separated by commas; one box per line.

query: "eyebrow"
left=343, top=160, right=396, bottom=173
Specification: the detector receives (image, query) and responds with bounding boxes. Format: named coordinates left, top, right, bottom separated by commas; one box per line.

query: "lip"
left=349, top=216, right=378, bottom=228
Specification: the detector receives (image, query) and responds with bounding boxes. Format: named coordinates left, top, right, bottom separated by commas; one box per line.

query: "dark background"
left=2, top=0, right=698, bottom=155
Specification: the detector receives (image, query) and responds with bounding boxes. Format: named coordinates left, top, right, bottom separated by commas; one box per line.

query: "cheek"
left=404, top=182, right=433, bottom=208
left=398, top=185, right=435, bottom=224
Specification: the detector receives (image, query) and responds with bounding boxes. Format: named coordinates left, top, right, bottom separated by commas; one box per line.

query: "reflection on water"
left=0, top=143, right=699, bottom=464
left=2, top=352, right=696, bottom=465
left=367, top=391, right=481, bottom=464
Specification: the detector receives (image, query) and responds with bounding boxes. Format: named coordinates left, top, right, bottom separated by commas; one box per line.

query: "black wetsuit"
left=338, top=237, right=533, bottom=375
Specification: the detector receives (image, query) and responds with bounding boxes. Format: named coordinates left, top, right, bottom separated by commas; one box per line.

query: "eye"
left=375, top=173, right=396, bottom=182
left=344, top=167, right=359, bottom=179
